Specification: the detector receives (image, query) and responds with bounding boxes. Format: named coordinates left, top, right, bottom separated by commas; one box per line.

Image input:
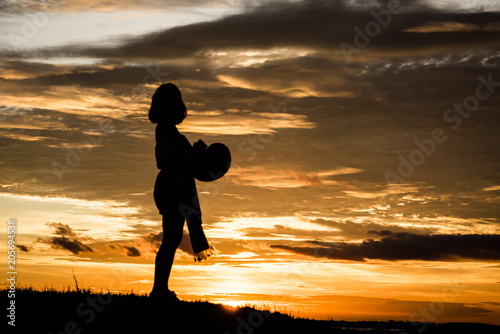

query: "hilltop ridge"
left=4, top=288, right=499, bottom=334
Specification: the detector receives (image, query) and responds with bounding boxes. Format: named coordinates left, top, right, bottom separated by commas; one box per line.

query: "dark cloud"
left=26, top=0, right=498, bottom=61
left=37, top=222, right=93, bottom=255
left=16, top=244, right=30, bottom=252
left=0, top=60, right=69, bottom=78
left=367, top=229, right=396, bottom=236
left=271, top=233, right=500, bottom=261
left=142, top=231, right=163, bottom=247
left=123, top=246, right=141, bottom=257
left=40, top=236, right=93, bottom=255
left=311, top=219, right=435, bottom=240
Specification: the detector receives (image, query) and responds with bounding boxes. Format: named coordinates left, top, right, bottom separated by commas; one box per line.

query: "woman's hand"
left=193, top=139, right=207, bottom=156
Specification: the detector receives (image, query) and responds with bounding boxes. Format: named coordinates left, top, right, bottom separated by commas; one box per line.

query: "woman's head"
left=149, top=83, right=187, bottom=124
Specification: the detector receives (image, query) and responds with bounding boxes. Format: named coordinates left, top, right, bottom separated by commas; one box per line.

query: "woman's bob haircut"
left=149, top=83, right=187, bottom=124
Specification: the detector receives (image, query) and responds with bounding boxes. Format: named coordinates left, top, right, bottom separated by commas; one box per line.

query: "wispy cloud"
left=231, top=167, right=361, bottom=188
left=483, top=185, right=500, bottom=192
left=45, top=222, right=76, bottom=236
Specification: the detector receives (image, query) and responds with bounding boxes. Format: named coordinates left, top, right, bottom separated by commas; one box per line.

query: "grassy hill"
left=3, top=287, right=499, bottom=334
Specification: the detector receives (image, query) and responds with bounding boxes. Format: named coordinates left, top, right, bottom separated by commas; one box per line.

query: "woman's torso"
left=155, top=122, right=193, bottom=172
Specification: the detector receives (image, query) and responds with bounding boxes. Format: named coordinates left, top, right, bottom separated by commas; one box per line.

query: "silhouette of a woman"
left=149, top=83, right=209, bottom=299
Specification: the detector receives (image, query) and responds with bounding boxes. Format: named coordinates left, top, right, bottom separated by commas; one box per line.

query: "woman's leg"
left=152, top=209, right=184, bottom=293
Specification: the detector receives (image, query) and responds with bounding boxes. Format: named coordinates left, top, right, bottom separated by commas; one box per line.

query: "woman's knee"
left=166, top=228, right=183, bottom=249
left=162, top=214, right=184, bottom=249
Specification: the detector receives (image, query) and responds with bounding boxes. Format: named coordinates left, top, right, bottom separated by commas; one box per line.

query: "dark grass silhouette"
left=3, top=287, right=499, bottom=334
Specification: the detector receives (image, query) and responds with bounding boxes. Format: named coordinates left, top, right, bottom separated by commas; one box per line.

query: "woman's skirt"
left=153, top=170, right=181, bottom=215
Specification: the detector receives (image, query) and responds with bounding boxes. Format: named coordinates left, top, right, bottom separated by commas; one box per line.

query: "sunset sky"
left=1, top=0, right=500, bottom=325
